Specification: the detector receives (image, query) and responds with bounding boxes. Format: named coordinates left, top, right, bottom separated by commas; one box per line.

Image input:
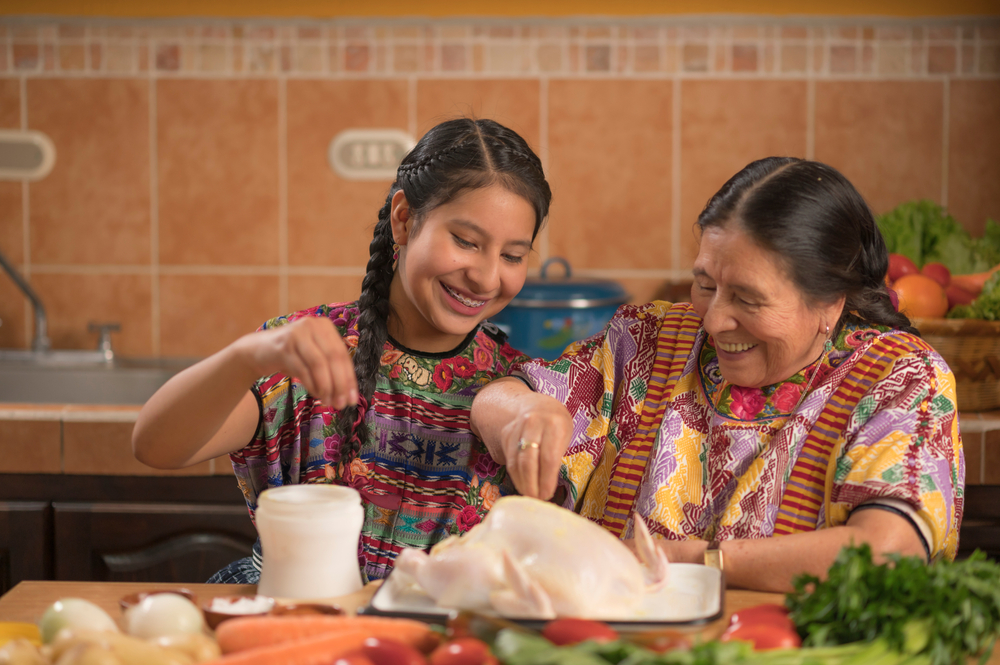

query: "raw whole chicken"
left=393, top=496, right=669, bottom=619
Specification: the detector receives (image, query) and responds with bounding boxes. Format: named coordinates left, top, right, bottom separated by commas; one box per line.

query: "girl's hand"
left=496, top=392, right=573, bottom=500
left=234, top=316, right=359, bottom=409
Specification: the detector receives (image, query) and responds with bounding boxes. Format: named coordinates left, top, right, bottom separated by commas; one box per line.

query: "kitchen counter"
left=0, top=403, right=232, bottom=476
left=1, top=402, right=998, bottom=480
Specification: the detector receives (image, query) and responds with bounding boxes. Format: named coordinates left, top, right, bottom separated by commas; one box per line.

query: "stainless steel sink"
left=0, top=351, right=195, bottom=405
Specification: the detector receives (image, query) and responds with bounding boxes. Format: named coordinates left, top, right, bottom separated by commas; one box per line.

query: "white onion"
left=123, top=593, right=205, bottom=639
left=39, top=597, right=119, bottom=643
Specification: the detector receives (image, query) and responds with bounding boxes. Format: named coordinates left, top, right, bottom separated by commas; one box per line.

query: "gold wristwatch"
left=704, top=539, right=724, bottom=570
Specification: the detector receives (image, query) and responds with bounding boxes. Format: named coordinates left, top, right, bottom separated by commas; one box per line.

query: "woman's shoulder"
left=856, top=326, right=943, bottom=363
left=609, top=300, right=700, bottom=328
left=838, top=324, right=956, bottom=389
left=259, top=301, right=361, bottom=337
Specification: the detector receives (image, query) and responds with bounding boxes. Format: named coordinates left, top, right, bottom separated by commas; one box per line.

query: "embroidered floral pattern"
left=699, top=321, right=893, bottom=420
left=231, top=301, right=527, bottom=582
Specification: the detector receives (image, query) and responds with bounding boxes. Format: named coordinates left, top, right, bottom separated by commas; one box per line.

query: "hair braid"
left=335, top=117, right=551, bottom=466
left=336, top=189, right=398, bottom=464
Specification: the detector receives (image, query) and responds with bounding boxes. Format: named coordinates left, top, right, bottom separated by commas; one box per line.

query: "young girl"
left=132, top=118, right=552, bottom=584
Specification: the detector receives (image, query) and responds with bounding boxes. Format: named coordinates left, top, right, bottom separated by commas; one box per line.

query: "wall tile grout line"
left=538, top=75, right=550, bottom=263
left=277, top=76, right=288, bottom=316
left=806, top=78, right=816, bottom=160
left=19, top=75, right=31, bottom=346
left=671, top=77, right=682, bottom=273
left=149, top=77, right=161, bottom=356
left=941, top=76, right=950, bottom=209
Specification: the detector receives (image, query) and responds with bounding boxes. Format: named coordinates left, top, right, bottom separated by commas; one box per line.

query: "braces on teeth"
left=445, top=284, right=486, bottom=308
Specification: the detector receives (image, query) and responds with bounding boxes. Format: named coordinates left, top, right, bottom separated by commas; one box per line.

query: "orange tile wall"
left=0, top=17, right=998, bottom=358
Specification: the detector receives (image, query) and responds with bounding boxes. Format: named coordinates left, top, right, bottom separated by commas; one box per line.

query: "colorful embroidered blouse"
left=230, top=302, right=528, bottom=581
left=517, top=301, right=964, bottom=560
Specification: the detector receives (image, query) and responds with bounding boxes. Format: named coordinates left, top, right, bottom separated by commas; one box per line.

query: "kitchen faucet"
left=0, top=247, right=50, bottom=352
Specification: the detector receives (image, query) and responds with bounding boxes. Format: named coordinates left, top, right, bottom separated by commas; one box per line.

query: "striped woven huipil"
left=229, top=302, right=528, bottom=582
left=517, top=301, right=964, bottom=560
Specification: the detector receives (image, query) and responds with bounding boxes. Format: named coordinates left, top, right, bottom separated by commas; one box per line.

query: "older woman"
left=471, top=157, right=964, bottom=592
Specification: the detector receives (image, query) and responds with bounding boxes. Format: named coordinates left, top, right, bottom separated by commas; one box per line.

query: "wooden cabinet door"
left=0, top=501, right=52, bottom=593
left=53, top=502, right=256, bottom=584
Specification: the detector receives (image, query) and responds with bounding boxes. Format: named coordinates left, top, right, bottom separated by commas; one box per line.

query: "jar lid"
left=258, top=485, right=361, bottom=510
left=509, top=257, right=629, bottom=309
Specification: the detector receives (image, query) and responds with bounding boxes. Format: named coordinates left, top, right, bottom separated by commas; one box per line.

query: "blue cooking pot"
left=489, top=258, right=629, bottom=360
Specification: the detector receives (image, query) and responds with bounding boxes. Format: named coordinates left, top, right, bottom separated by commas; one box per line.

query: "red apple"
left=888, top=254, right=919, bottom=282
left=946, top=283, right=976, bottom=309
left=921, top=262, right=952, bottom=288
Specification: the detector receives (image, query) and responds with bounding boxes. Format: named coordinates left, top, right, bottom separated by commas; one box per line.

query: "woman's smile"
left=716, top=340, right=758, bottom=354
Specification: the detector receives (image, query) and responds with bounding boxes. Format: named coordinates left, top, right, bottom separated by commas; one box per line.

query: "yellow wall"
left=6, top=0, right=1000, bottom=17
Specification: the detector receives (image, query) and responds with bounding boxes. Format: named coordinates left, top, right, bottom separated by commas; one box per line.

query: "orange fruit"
left=892, top=273, right=949, bottom=318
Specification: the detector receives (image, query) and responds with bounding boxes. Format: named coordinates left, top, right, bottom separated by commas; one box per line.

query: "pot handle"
left=540, top=257, right=571, bottom=279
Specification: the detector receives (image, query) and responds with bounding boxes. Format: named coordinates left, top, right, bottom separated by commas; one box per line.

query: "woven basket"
left=911, top=318, right=1000, bottom=412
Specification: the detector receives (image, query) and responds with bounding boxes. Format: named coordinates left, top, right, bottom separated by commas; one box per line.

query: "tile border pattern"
left=0, top=17, right=998, bottom=79
left=1, top=16, right=999, bottom=355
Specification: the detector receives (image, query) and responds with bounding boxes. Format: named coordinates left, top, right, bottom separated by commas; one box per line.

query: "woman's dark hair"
left=337, top=118, right=551, bottom=465
left=696, top=157, right=917, bottom=337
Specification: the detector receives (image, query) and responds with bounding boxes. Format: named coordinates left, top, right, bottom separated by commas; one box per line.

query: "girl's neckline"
left=387, top=325, right=481, bottom=360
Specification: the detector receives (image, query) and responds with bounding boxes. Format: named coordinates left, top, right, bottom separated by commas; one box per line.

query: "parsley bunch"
left=786, top=544, right=1000, bottom=665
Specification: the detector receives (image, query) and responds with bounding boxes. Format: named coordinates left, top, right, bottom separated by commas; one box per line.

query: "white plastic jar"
left=255, top=485, right=364, bottom=600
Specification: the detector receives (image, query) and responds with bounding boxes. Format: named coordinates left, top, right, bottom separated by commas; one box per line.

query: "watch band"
left=703, top=539, right=724, bottom=570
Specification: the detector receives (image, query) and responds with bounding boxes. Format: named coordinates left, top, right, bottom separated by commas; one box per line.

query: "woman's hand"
left=234, top=316, right=359, bottom=409
left=494, top=391, right=573, bottom=500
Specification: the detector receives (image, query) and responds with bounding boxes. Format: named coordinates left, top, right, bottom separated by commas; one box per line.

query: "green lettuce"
left=947, top=272, right=1000, bottom=321
left=876, top=202, right=1000, bottom=275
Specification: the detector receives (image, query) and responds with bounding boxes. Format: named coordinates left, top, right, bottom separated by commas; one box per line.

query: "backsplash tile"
left=814, top=81, right=944, bottom=214
left=27, top=78, right=151, bottom=266
left=0, top=15, right=996, bottom=358
left=947, top=80, right=1000, bottom=237
left=157, top=79, right=279, bottom=267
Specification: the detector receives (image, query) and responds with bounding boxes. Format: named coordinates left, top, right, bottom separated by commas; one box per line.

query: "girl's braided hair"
left=696, top=156, right=917, bottom=338
left=336, top=118, right=551, bottom=465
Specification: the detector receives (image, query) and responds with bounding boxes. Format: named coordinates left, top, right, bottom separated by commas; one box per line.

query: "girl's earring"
left=392, top=243, right=400, bottom=262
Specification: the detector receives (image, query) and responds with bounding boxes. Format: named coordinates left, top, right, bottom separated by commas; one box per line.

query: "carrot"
left=951, top=262, right=1000, bottom=296
left=206, top=628, right=372, bottom=665
left=215, top=615, right=440, bottom=655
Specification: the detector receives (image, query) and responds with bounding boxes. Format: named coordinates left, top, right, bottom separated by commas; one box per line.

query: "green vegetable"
left=492, top=628, right=926, bottom=665
left=785, top=544, right=1000, bottom=665
left=876, top=201, right=1000, bottom=275
left=948, top=272, right=1000, bottom=321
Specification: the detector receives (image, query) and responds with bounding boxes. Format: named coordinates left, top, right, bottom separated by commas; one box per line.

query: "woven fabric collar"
left=699, top=321, right=889, bottom=421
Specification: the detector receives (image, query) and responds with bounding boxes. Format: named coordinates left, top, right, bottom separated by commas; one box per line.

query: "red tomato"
left=639, top=633, right=692, bottom=653
left=921, top=262, right=952, bottom=288
left=355, top=637, right=428, bottom=665
left=333, top=656, right=377, bottom=665
left=888, top=253, right=920, bottom=282
left=729, top=604, right=794, bottom=631
left=429, top=637, right=494, bottom=665
left=541, top=618, right=619, bottom=646
left=721, top=623, right=801, bottom=651
left=946, top=283, right=977, bottom=308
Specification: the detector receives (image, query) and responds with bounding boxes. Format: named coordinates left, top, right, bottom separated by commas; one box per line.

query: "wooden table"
left=3, top=582, right=997, bottom=663
left=0, top=580, right=780, bottom=632
left=0, top=581, right=376, bottom=625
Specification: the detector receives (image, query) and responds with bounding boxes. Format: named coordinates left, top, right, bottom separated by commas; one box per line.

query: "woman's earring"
left=392, top=243, right=399, bottom=262
left=824, top=324, right=833, bottom=353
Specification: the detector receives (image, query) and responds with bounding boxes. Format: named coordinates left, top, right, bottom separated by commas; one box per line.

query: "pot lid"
left=509, top=257, right=630, bottom=309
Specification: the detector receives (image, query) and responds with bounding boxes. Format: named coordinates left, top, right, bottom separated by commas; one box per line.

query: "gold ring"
left=517, top=438, right=539, bottom=452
